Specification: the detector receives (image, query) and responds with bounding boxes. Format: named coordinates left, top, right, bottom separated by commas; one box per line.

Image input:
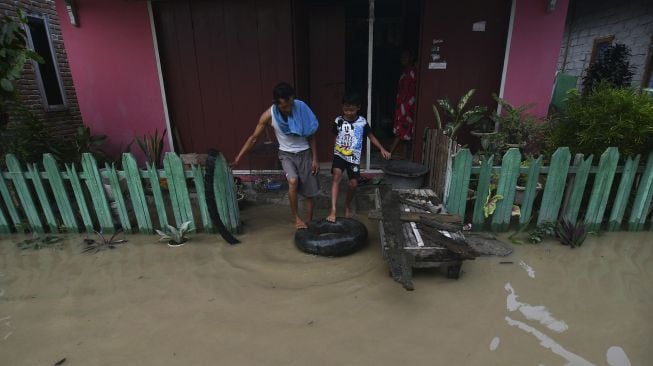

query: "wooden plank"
left=105, top=163, right=132, bottom=233
left=66, top=164, right=94, bottom=233
left=5, top=154, right=43, bottom=233
left=212, top=156, right=230, bottom=232
left=491, top=148, right=521, bottom=232
left=518, top=156, right=543, bottom=225
left=445, top=149, right=472, bottom=217
left=472, top=155, right=494, bottom=231
left=0, top=165, right=22, bottom=231
left=628, top=151, right=653, bottom=231
left=43, top=154, right=78, bottom=233
left=81, top=153, right=114, bottom=233
left=163, top=153, right=194, bottom=229
left=563, top=154, right=593, bottom=223
left=146, top=163, right=169, bottom=229
left=192, top=164, right=213, bottom=232
left=608, top=155, right=640, bottom=231
left=27, top=163, right=58, bottom=233
left=585, top=147, right=619, bottom=231
left=0, top=194, right=8, bottom=233
left=122, top=153, right=153, bottom=234
left=538, top=147, right=571, bottom=225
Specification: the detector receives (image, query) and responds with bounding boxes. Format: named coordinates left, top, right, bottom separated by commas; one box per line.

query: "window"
left=24, top=14, right=66, bottom=111
left=589, top=35, right=614, bottom=66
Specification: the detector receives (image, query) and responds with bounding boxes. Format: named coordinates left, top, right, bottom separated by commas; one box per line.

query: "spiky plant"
left=556, top=218, right=588, bottom=248
left=82, top=229, right=128, bottom=253
left=156, top=221, right=193, bottom=246
left=136, top=129, right=167, bottom=168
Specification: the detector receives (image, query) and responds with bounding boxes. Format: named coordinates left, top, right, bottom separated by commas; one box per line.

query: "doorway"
left=344, top=0, right=422, bottom=168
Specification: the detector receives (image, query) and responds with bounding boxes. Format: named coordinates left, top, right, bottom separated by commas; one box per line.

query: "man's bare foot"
left=345, top=207, right=354, bottom=218
left=295, top=218, right=307, bottom=230
left=326, top=210, right=337, bottom=223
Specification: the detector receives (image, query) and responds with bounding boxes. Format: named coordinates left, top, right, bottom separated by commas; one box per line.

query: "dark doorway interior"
left=344, top=0, right=422, bottom=168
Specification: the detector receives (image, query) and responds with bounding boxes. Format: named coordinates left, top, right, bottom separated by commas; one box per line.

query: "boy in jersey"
left=327, top=92, right=391, bottom=222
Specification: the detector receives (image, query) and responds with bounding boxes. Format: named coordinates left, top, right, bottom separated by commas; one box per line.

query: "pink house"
left=52, top=0, right=569, bottom=166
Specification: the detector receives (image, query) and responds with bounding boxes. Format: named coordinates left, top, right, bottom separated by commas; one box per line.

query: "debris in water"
left=489, top=337, right=500, bottom=351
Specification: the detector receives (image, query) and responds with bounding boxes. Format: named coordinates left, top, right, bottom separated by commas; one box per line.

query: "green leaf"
left=0, top=78, right=13, bottom=92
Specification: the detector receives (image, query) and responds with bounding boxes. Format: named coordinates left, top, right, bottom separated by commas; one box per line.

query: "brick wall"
left=557, top=0, right=653, bottom=88
left=1, top=0, right=82, bottom=138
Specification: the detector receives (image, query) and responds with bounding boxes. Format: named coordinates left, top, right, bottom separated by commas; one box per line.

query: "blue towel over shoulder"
left=272, top=99, right=319, bottom=137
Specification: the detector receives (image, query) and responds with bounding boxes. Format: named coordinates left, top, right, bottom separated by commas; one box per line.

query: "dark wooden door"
left=308, top=3, right=346, bottom=162
left=152, top=0, right=295, bottom=167
left=415, top=0, right=512, bottom=158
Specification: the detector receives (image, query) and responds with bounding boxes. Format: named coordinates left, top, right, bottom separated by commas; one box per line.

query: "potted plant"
left=156, top=221, right=193, bottom=247
left=490, top=95, right=545, bottom=157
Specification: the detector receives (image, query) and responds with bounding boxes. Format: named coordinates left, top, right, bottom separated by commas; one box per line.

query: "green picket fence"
left=0, top=152, right=241, bottom=235
left=445, top=147, right=653, bottom=232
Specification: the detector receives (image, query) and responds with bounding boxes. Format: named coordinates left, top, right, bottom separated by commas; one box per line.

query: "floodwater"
left=0, top=204, right=651, bottom=365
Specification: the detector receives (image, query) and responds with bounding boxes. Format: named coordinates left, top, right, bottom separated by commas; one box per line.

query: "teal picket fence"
left=445, top=147, right=653, bottom=232
left=0, top=152, right=241, bottom=235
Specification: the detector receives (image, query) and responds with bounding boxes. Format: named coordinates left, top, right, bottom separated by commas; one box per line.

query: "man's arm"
left=308, top=133, right=319, bottom=175
left=231, top=109, right=272, bottom=166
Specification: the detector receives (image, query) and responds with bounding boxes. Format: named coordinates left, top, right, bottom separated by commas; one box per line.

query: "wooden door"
left=152, top=0, right=294, bottom=167
left=308, top=3, right=346, bottom=162
left=415, top=0, right=512, bottom=158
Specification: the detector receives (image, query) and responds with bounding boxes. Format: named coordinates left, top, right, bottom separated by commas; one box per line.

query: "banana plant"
left=434, top=89, right=487, bottom=140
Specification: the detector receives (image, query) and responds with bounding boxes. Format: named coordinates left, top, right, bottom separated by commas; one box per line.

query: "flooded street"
left=0, top=204, right=651, bottom=365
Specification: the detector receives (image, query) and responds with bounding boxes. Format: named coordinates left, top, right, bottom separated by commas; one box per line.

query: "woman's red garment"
left=393, top=65, right=417, bottom=141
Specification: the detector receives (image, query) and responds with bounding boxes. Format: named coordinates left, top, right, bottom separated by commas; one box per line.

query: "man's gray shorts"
left=278, top=149, right=320, bottom=198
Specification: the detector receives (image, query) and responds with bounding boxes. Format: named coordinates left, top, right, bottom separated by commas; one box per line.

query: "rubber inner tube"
left=295, top=218, right=368, bottom=257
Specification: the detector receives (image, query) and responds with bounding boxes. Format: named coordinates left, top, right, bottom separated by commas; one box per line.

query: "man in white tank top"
left=231, top=83, right=320, bottom=230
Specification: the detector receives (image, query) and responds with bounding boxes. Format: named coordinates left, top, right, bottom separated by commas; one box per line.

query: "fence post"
left=0, top=162, right=22, bottom=232
left=66, top=164, right=94, bottom=233
left=43, top=154, right=78, bottom=233
left=628, top=151, right=653, bottom=231
left=585, top=147, right=619, bottom=231
left=445, top=149, right=472, bottom=217
left=538, top=147, right=571, bottom=225
left=27, top=163, right=58, bottom=233
left=491, top=148, right=521, bottom=232
left=5, top=154, right=43, bottom=233
left=105, top=163, right=132, bottom=233
left=562, top=154, right=593, bottom=224
left=81, top=153, right=114, bottom=233
left=146, top=163, right=168, bottom=230
left=608, top=154, right=640, bottom=231
left=518, top=156, right=543, bottom=226
left=192, top=164, right=213, bottom=233
left=163, top=153, right=194, bottom=229
left=122, top=153, right=153, bottom=234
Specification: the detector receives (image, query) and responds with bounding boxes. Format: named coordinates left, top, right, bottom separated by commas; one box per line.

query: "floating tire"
left=295, top=218, right=368, bottom=257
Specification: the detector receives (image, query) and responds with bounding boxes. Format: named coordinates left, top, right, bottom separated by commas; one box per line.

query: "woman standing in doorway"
left=390, top=49, right=417, bottom=158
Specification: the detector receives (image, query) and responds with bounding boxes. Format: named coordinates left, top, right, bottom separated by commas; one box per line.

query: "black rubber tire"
left=295, top=218, right=368, bottom=257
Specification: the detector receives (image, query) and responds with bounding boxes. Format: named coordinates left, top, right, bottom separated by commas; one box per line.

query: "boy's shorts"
left=332, top=155, right=360, bottom=179
left=278, top=149, right=320, bottom=198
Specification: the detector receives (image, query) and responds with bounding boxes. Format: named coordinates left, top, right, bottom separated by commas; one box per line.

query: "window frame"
left=589, top=35, right=615, bottom=66
left=24, top=13, right=68, bottom=112
left=642, top=35, right=653, bottom=90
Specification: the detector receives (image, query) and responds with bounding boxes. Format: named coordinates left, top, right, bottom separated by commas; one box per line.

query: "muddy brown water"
left=0, top=204, right=651, bottom=365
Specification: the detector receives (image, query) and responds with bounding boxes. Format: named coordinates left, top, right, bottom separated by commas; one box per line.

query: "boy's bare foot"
left=345, top=207, right=354, bottom=218
left=295, top=218, right=308, bottom=230
left=326, top=211, right=337, bottom=223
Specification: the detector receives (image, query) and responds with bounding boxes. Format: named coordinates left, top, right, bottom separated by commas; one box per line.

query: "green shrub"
left=548, top=85, right=653, bottom=158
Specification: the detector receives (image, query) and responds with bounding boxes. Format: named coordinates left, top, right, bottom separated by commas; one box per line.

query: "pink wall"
left=55, top=0, right=169, bottom=160
left=503, top=0, right=570, bottom=117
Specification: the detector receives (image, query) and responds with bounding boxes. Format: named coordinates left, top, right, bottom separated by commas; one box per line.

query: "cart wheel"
left=446, top=265, right=461, bottom=279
